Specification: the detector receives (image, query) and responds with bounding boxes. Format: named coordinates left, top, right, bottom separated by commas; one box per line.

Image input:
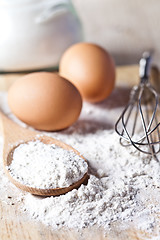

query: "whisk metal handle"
left=139, top=52, right=152, bottom=83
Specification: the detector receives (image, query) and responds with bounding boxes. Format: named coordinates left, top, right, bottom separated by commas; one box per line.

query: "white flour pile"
left=7, top=140, right=88, bottom=189
left=23, top=131, right=160, bottom=233
left=0, top=91, right=160, bottom=237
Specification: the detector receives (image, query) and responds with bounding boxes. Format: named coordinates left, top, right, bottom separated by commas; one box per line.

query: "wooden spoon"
left=1, top=112, right=88, bottom=196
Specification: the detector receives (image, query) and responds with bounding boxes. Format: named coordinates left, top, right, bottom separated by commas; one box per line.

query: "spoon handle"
left=0, top=112, right=37, bottom=166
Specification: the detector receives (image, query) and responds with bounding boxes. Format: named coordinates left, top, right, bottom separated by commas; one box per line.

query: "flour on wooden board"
left=0, top=91, right=160, bottom=238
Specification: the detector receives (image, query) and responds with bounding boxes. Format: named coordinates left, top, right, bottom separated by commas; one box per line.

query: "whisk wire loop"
left=115, top=52, right=160, bottom=160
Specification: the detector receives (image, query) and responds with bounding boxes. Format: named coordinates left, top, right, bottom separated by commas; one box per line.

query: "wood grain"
left=0, top=65, right=139, bottom=90
left=0, top=65, right=158, bottom=240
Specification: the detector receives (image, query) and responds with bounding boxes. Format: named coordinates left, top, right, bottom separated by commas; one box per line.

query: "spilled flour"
left=23, top=131, right=160, bottom=232
left=0, top=90, right=160, bottom=238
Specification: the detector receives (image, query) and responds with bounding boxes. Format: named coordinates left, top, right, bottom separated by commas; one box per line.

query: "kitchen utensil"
left=1, top=112, right=88, bottom=196
left=115, top=52, right=160, bottom=160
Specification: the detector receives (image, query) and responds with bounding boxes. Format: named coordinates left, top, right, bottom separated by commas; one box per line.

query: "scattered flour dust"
left=23, top=131, right=160, bottom=234
left=7, top=140, right=88, bottom=189
left=0, top=91, right=160, bottom=238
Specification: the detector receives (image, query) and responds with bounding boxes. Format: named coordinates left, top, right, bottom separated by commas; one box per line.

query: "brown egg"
left=59, top=42, right=116, bottom=103
left=8, top=72, right=82, bottom=131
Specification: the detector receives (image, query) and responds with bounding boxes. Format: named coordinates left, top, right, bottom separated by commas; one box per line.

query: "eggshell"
left=59, top=42, right=116, bottom=103
left=8, top=72, right=82, bottom=131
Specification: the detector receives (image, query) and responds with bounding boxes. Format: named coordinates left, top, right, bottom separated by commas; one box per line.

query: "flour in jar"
left=7, top=140, right=88, bottom=189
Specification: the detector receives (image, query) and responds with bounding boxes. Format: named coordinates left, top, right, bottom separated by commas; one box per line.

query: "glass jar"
left=0, top=0, right=83, bottom=72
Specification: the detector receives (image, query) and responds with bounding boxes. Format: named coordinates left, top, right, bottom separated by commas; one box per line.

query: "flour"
left=8, top=140, right=88, bottom=189
left=23, top=130, right=160, bottom=234
left=0, top=91, right=160, bottom=238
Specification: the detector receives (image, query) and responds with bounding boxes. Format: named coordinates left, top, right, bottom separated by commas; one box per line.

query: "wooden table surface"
left=0, top=65, right=159, bottom=240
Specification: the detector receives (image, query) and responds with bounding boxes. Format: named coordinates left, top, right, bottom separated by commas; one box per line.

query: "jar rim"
left=0, top=0, right=70, bottom=7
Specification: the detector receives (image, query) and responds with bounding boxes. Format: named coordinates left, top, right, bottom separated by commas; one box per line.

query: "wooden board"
left=0, top=65, right=159, bottom=240
left=0, top=65, right=140, bottom=90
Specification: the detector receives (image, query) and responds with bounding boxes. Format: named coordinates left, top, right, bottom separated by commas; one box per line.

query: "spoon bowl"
left=1, top=112, right=88, bottom=196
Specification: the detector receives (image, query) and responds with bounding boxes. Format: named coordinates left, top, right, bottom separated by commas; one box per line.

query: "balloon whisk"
left=115, top=52, right=160, bottom=160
